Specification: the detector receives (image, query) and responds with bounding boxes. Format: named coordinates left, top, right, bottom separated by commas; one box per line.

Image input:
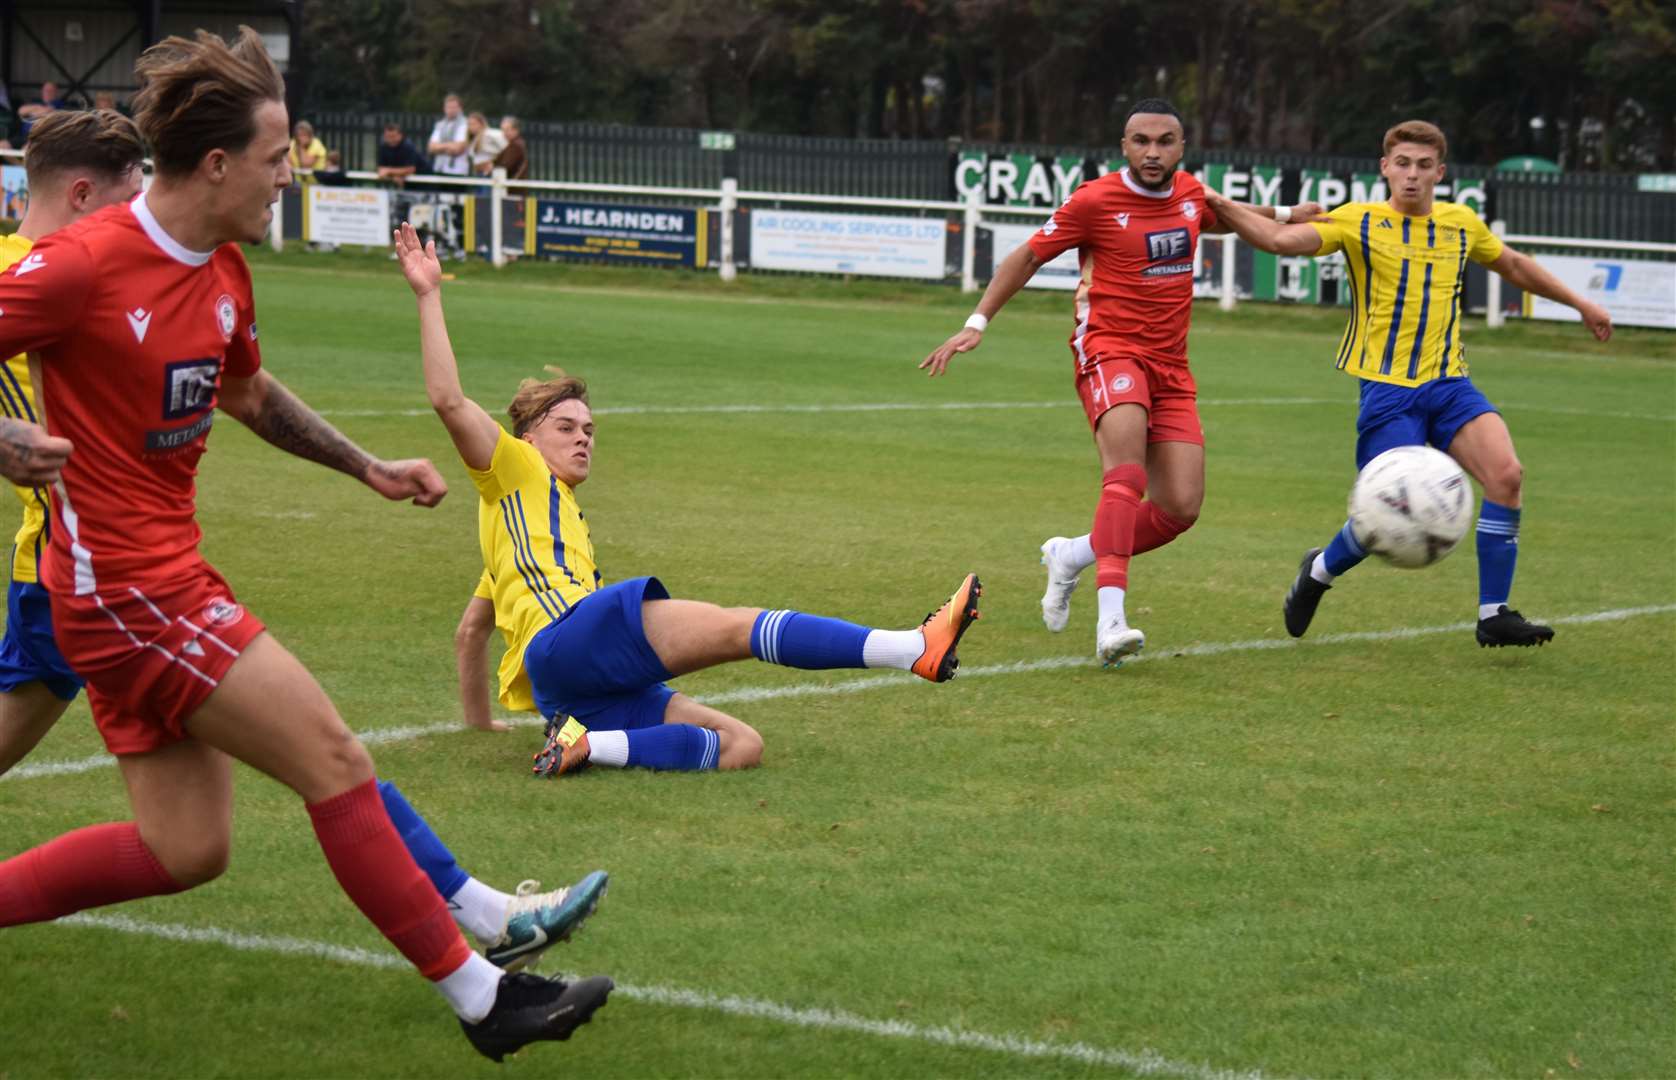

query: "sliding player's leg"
left=377, top=780, right=608, bottom=970
left=0, top=683, right=72, bottom=776
left=535, top=691, right=763, bottom=778
left=187, top=632, right=610, bottom=1052
left=1445, top=408, right=1550, bottom=647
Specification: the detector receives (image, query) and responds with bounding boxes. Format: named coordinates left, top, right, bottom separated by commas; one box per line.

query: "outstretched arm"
left=1201, top=191, right=1327, bottom=256
left=920, top=242, right=1045, bottom=377
left=455, top=594, right=504, bottom=732
left=394, top=223, right=501, bottom=470
left=1201, top=201, right=1326, bottom=236
left=1487, top=246, right=1612, bottom=342
left=218, top=370, right=447, bottom=506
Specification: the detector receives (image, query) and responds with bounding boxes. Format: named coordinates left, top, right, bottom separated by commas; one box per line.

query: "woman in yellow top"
left=288, top=119, right=327, bottom=178
left=394, top=222, right=982, bottom=778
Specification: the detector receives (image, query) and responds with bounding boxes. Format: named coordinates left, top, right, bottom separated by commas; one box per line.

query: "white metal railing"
left=1485, top=220, right=1676, bottom=328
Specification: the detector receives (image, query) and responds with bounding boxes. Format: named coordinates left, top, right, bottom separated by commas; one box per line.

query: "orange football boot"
left=910, top=572, right=982, bottom=683
left=532, top=717, right=592, bottom=778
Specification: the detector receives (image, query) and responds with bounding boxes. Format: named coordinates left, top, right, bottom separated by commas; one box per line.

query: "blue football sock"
left=751, top=609, right=869, bottom=669
left=625, top=725, right=720, bottom=771
left=1322, top=518, right=1369, bottom=577
left=377, top=779, right=469, bottom=900
left=1475, top=499, right=1521, bottom=608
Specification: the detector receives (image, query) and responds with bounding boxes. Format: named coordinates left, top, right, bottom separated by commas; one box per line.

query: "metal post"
left=961, top=186, right=981, bottom=292
left=1219, top=233, right=1237, bottom=311
left=271, top=188, right=284, bottom=253
left=719, top=177, right=738, bottom=282
left=490, top=167, right=506, bottom=268
left=1485, top=219, right=1506, bottom=328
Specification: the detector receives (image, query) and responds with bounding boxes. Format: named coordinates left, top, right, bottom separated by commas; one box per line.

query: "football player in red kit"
left=922, top=98, right=1317, bottom=666
left=0, top=28, right=609, bottom=1061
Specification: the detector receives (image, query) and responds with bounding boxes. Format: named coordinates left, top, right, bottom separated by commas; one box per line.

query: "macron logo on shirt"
left=13, top=254, right=45, bottom=276
left=126, top=307, right=153, bottom=342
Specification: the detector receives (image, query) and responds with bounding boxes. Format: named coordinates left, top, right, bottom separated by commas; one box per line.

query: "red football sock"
left=1131, top=501, right=1194, bottom=556
left=306, top=779, right=472, bottom=982
left=0, top=822, right=182, bottom=927
left=1092, top=464, right=1148, bottom=590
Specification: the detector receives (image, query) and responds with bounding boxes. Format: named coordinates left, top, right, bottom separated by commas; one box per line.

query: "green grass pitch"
left=2, top=250, right=1672, bottom=1078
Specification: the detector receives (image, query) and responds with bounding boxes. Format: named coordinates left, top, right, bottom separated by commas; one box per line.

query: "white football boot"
left=1096, top=617, right=1145, bottom=668
left=1039, top=537, right=1083, bottom=633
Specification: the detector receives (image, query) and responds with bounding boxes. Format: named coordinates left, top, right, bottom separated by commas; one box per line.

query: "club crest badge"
left=1181, top=199, right=1198, bottom=221
left=215, top=294, right=236, bottom=341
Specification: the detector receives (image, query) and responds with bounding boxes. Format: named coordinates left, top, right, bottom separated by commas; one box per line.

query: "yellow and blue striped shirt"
left=466, top=424, right=601, bottom=712
left=1312, top=201, right=1504, bottom=387
left=0, top=232, right=51, bottom=584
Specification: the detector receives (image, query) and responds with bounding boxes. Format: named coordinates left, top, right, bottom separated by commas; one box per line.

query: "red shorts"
left=48, top=563, right=266, bottom=755
left=1074, top=353, right=1204, bottom=445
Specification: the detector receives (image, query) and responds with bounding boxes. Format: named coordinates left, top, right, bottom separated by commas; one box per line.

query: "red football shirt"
left=1027, top=167, right=1217, bottom=368
left=0, top=193, right=262, bottom=595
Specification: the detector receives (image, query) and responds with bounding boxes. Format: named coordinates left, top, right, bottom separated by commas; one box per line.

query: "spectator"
left=376, top=122, right=427, bottom=187
left=289, top=119, right=328, bottom=177
left=91, top=90, right=128, bottom=115
left=466, top=112, right=506, bottom=176
left=426, top=93, right=470, bottom=178
left=494, top=116, right=528, bottom=180
left=18, top=81, right=66, bottom=139
left=315, top=148, right=351, bottom=186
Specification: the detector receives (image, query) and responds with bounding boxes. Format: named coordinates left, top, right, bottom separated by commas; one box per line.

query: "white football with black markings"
left=1347, top=445, right=1473, bottom=569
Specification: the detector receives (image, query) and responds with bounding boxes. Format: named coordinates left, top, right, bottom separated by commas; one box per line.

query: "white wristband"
left=1274, top=205, right=1292, bottom=224
left=964, top=313, right=989, bottom=333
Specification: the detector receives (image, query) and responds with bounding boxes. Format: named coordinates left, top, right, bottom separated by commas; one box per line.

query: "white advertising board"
left=986, top=222, right=1081, bottom=290
left=1525, top=254, right=1675, bottom=330
left=748, top=209, right=946, bottom=279
left=306, top=185, right=392, bottom=246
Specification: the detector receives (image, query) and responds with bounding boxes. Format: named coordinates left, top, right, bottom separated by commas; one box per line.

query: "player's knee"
left=156, top=831, right=231, bottom=888
left=308, top=726, right=376, bottom=797
left=1484, top=457, right=1524, bottom=504
left=718, top=723, right=763, bottom=769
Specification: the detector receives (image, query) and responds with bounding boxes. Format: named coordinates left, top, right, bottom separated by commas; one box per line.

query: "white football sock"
left=862, top=628, right=924, bottom=670
left=436, top=951, right=503, bottom=1024
left=1309, top=551, right=1335, bottom=585
left=448, top=876, right=512, bottom=942
left=587, top=728, right=630, bottom=767
left=1096, top=586, right=1127, bottom=628
left=1479, top=603, right=1507, bottom=620
left=1066, top=535, right=1096, bottom=570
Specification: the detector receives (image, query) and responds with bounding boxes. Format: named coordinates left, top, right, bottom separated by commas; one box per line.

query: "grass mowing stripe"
left=9, top=603, right=1671, bottom=785
left=56, top=912, right=1292, bottom=1080
left=313, top=399, right=1674, bottom=421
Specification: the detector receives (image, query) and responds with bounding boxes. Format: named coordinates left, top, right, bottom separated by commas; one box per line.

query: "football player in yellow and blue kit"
left=1203, top=120, right=1612, bottom=648
left=394, top=222, right=983, bottom=778
left=0, top=110, right=145, bottom=773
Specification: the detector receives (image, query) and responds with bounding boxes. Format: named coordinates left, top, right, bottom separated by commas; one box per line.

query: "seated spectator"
left=18, top=80, right=66, bottom=139
left=289, top=119, right=328, bottom=177
left=376, top=122, right=428, bottom=187
left=494, top=116, right=529, bottom=180
left=467, top=112, right=507, bottom=176
left=315, top=148, right=351, bottom=186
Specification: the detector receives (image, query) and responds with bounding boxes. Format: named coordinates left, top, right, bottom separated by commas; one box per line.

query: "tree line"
left=301, top=0, right=1675, bottom=170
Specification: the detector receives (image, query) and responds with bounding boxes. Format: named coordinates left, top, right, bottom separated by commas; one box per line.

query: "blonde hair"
left=508, top=367, right=589, bottom=436
left=1383, top=120, right=1447, bottom=161
left=133, top=26, right=285, bottom=176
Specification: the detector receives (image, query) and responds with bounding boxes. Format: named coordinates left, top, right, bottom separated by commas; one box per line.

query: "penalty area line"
left=7, top=602, right=1672, bottom=785
left=54, top=911, right=1287, bottom=1080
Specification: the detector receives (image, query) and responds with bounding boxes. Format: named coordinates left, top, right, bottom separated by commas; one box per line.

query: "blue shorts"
left=1354, top=377, right=1498, bottom=469
left=0, top=578, right=84, bottom=701
left=525, top=576, right=676, bottom=731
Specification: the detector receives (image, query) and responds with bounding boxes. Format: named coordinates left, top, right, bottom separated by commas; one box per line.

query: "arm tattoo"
left=240, top=377, right=375, bottom=480
left=0, top=418, right=41, bottom=478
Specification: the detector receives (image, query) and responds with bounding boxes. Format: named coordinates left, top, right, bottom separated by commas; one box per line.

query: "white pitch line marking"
left=8, top=603, right=1672, bottom=785
left=54, top=912, right=1286, bottom=1080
